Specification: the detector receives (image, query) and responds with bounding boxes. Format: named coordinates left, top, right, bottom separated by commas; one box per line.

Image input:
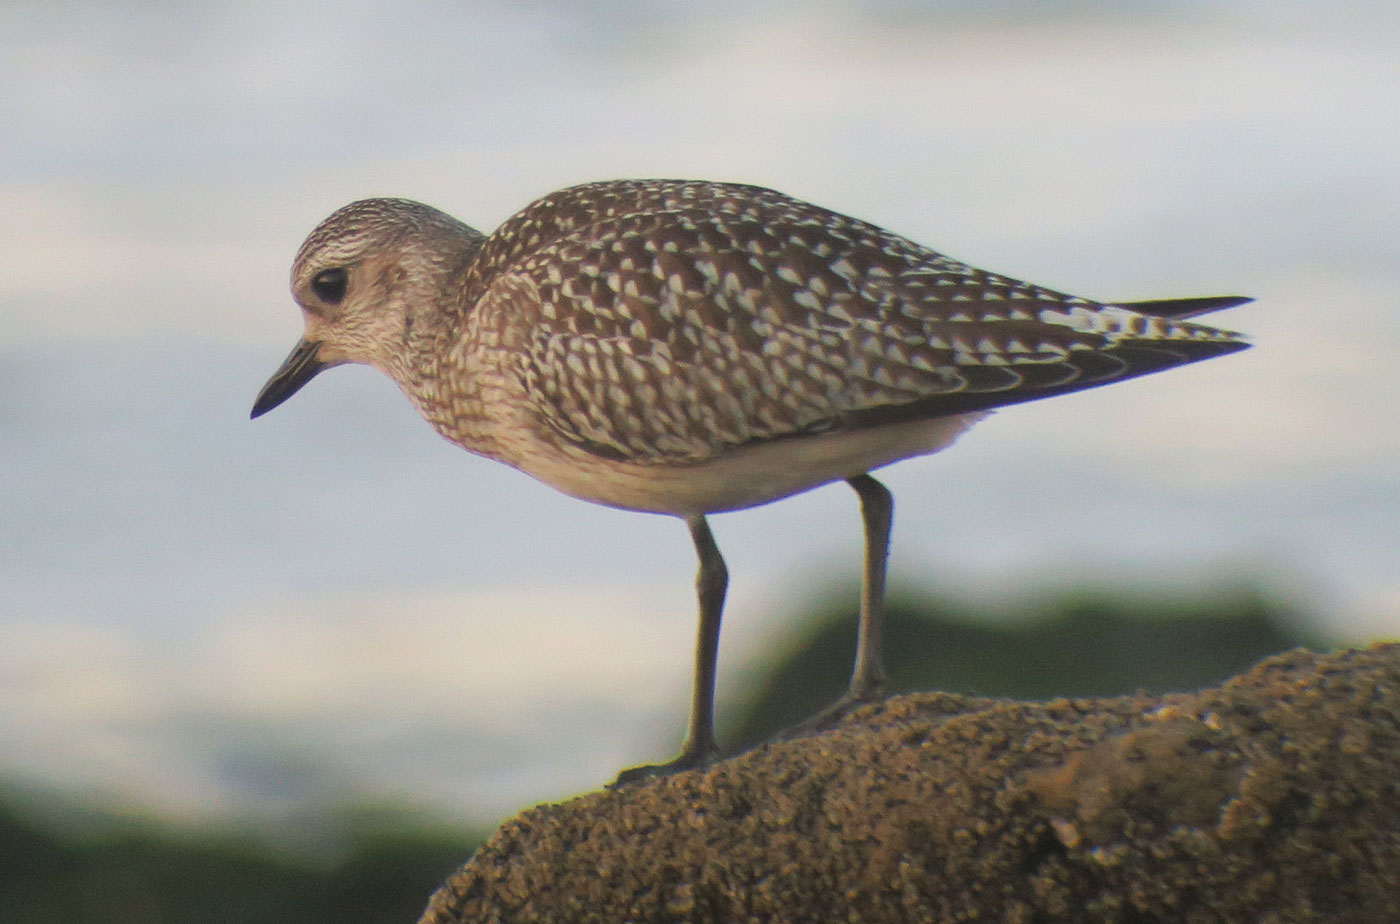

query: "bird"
left=251, top=178, right=1249, bottom=783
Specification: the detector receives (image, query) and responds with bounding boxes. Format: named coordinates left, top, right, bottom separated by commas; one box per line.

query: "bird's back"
left=454, top=179, right=1247, bottom=467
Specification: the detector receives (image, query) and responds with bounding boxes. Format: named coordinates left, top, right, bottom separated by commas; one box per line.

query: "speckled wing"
left=484, top=181, right=1248, bottom=463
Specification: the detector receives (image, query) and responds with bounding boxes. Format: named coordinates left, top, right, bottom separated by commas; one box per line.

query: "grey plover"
left=252, top=179, right=1249, bottom=781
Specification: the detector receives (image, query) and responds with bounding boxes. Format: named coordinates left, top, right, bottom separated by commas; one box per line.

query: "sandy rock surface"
left=422, top=644, right=1399, bottom=924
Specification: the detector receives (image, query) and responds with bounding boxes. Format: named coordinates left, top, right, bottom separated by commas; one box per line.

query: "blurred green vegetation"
left=725, top=584, right=1321, bottom=752
left=1, top=585, right=1323, bottom=922
left=0, top=796, right=481, bottom=924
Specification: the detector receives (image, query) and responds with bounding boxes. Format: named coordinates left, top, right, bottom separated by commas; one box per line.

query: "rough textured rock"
left=422, top=644, right=1399, bottom=923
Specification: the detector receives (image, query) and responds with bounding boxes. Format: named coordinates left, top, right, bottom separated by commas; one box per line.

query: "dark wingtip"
left=1119, top=295, right=1254, bottom=319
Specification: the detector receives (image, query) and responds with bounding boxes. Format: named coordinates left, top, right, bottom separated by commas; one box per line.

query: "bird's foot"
left=774, top=680, right=888, bottom=743
left=610, top=742, right=719, bottom=788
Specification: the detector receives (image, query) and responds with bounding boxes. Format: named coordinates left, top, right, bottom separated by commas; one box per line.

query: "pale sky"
left=2, top=0, right=1397, bottom=829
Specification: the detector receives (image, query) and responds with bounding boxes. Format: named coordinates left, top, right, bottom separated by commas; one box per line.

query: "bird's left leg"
left=612, top=514, right=726, bottom=785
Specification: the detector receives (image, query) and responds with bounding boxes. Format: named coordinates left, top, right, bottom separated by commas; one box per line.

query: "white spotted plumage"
left=369, top=179, right=1242, bottom=479
left=255, top=178, right=1250, bottom=780
left=270, top=180, right=1221, bottom=517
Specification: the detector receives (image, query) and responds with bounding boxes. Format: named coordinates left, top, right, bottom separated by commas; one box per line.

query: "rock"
left=422, top=644, right=1400, bottom=923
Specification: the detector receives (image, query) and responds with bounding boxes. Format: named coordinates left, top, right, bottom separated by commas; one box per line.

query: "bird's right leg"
left=612, top=514, right=726, bottom=785
left=845, top=473, right=893, bottom=701
left=772, top=473, right=894, bottom=743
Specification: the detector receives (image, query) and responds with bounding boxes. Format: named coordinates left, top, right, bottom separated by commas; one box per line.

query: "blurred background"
left=2, top=0, right=1397, bottom=920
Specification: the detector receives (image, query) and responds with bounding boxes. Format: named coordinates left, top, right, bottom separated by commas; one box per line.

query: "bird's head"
left=251, top=198, right=484, bottom=418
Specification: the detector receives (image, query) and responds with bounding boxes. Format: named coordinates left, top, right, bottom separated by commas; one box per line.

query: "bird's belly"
left=512, top=412, right=987, bottom=516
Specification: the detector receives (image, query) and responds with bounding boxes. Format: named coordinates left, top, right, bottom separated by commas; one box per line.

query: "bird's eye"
left=311, top=268, right=348, bottom=304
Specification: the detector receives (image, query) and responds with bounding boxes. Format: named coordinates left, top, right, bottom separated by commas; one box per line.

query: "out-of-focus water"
left=1, top=0, right=1397, bottom=828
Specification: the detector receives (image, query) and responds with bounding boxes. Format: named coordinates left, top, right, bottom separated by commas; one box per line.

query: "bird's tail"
left=1116, top=295, right=1253, bottom=319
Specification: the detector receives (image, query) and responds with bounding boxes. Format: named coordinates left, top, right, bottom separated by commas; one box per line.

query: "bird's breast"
left=504, top=411, right=988, bottom=516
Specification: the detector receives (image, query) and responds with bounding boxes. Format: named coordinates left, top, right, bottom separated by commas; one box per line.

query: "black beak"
left=251, top=338, right=327, bottom=419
